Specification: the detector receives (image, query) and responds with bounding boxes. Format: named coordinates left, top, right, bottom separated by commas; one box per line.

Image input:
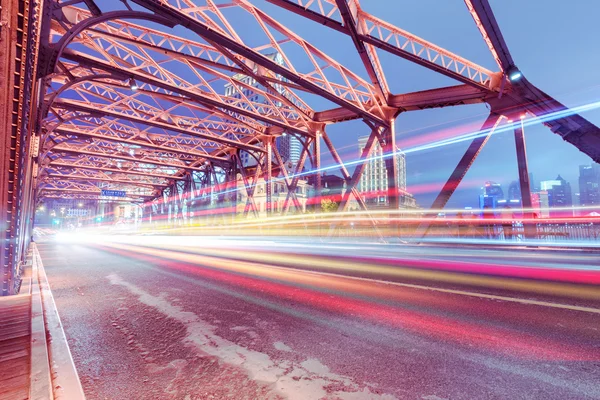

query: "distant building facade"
left=223, top=52, right=301, bottom=169
left=356, top=135, right=416, bottom=209
left=540, top=175, right=573, bottom=216
left=479, top=181, right=504, bottom=210
left=235, top=176, right=312, bottom=217
left=508, top=180, right=520, bottom=201
left=579, top=164, right=600, bottom=207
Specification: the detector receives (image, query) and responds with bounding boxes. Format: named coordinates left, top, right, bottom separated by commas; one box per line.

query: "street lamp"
left=507, top=66, right=522, bottom=82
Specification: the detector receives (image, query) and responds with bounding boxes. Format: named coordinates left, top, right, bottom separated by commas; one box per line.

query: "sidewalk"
left=0, top=289, right=31, bottom=400
left=0, top=244, right=85, bottom=400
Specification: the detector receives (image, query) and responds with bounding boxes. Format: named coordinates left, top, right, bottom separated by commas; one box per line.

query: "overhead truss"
left=32, top=0, right=600, bottom=220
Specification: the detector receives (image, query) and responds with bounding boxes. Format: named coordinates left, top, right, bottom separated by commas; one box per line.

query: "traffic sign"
left=101, top=190, right=127, bottom=197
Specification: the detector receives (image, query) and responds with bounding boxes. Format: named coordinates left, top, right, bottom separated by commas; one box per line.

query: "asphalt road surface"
left=37, top=237, right=600, bottom=400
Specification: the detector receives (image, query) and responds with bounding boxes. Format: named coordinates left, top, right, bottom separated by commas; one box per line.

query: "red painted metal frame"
left=24, top=0, right=600, bottom=232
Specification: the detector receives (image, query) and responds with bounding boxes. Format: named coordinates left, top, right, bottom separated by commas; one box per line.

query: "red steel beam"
left=48, top=160, right=185, bottom=181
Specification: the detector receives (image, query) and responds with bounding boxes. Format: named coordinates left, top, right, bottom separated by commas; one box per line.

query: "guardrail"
left=39, top=213, right=600, bottom=245
left=400, top=219, right=600, bottom=243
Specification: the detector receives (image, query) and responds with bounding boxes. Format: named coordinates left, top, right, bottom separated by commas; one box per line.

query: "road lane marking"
left=99, top=241, right=600, bottom=315
left=293, top=268, right=600, bottom=315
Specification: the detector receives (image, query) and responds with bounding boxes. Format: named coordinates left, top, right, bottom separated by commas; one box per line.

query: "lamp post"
left=60, top=207, right=65, bottom=230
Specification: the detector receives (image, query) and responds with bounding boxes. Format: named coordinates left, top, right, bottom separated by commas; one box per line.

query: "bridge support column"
left=229, top=154, right=238, bottom=223
left=380, top=112, right=400, bottom=238
left=264, top=137, right=273, bottom=218
left=314, top=132, right=322, bottom=213
left=514, top=118, right=535, bottom=239
left=416, top=112, right=504, bottom=239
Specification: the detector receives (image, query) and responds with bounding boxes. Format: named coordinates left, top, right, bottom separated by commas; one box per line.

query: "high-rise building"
left=508, top=181, right=521, bottom=200
left=579, top=164, right=600, bottom=206
left=540, top=175, right=573, bottom=216
left=479, top=181, right=504, bottom=209
left=539, top=191, right=550, bottom=217
left=528, top=173, right=539, bottom=192
left=223, top=53, right=301, bottom=168
left=356, top=136, right=415, bottom=208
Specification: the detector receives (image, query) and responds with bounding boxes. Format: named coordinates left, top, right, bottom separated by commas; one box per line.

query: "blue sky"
left=87, top=0, right=600, bottom=208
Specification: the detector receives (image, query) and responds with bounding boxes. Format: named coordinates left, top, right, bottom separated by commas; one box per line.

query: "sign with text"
left=101, top=190, right=127, bottom=197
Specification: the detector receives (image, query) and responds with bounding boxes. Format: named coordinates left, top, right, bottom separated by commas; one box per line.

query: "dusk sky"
left=97, top=0, right=600, bottom=209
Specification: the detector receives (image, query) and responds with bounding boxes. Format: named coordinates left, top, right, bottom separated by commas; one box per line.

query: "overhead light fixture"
left=520, top=114, right=526, bottom=120
left=129, top=78, right=138, bottom=91
left=507, top=66, right=522, bottom=82
left=282, top=132, right=287, bottom=137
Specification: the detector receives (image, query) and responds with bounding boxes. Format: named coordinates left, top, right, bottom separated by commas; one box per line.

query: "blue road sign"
left=101, top=190, right=127, bottom=197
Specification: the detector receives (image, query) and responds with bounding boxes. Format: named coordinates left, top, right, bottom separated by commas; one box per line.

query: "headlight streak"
left=94, top=240, right=600, bottom=361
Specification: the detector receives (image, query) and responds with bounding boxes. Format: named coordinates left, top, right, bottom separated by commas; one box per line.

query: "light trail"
left=83, top=239, right=600, bottom=361
left=146, top=98, right=600, bottom=212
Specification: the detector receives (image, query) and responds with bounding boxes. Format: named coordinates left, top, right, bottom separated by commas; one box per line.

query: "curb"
left=30, top=247, right=53, bottom=400
left=31, top=243, right=86, bottom=400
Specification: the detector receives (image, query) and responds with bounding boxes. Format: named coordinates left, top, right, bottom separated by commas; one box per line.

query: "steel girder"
left=37, top=193, right=146, bottom=202
left=47, top=155, right=184, bottom=182
left=51, top=126, right=229, bottom=164
left=44, top=167, right=170, bottom=189
left=43, top=139, right=209, bottom=172
left=38, top=178, right=156, bottom=196
left=129, top=0, right=389, bottom=126
left=50, top=97, right=263, bottom=153
left=270, top=0, right=600, bottom=160
left=465, top=0, right=600, bottom=163
left=267, top=0, right=498, bottom=91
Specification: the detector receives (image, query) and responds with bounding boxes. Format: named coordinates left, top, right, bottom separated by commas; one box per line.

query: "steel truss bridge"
left=1, top=0, right=599, bottom=295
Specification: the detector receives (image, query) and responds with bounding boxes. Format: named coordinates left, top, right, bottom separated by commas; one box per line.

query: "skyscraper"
left=540, top=175, right=573, bottom=216
left=223, top=53, right=301, bottom=168
left=528, top=173, right=539, bottom=192
left=479, top=181, right=504, bottom=209
left=508, top=180, right=521, bottom=200
left=357, top=136, right=415, bottom=208
left=579, top=164, right=600, bottom=206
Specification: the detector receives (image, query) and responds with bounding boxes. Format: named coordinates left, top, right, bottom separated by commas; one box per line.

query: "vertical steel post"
left=382, top=123, right=399, bottom=211
left=230, top=155, right=238, bottom=221
left=514, top=119, right=535, bottom=238
left=265, top=138, right=273, bottom=217
left=314, top=133, right=322, bottom=235
left=314, top=133, right=322, bottom=213
left=382, top=120, right=399, bottom=237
